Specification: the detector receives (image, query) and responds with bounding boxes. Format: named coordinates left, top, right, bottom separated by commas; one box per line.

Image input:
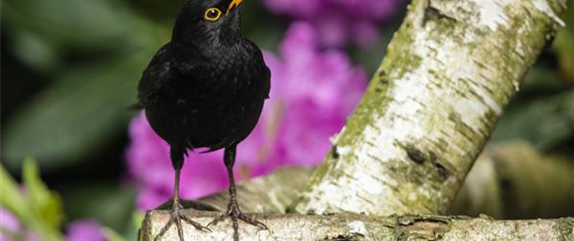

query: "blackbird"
left=137, top=0, right=270, bottom=240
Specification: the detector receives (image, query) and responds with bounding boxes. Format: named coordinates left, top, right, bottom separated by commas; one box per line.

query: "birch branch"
left=196, top=168, right=311, bottom=214
left=294, top=0, right=568, bottom=215
left=141, top=147, right=574, bottom=240
left=191, top=141, right=574, bottom=217
left=141, top=211, right=574, bottom=241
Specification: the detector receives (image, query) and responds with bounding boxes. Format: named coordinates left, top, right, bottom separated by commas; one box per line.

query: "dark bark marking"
left=404, top=144, right=451, bottom=181
left=375, top=70, right=390, bottom=93
left=433, top=161, right=450, bottom=181
left=320, top=237, right=359, bottom=241
left=320, top=233, right=363, bottom=241
left=406, top=147, right=427, bottom=164
left=331, top=145, right=340, bottom=159
left=423, top=0, right=458, bottom=27
left=395, top=215, right=451, bottom=241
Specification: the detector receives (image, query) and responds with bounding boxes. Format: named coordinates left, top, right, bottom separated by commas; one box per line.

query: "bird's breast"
left=175, top=59, right=267, bottom=103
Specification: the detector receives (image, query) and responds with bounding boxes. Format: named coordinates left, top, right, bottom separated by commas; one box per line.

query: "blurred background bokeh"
left=1, top=0, right=572, bottom=240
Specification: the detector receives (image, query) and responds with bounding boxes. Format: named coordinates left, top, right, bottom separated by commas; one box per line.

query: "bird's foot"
left=207, top=201, right=267, bottom=241
left=154, top=201, right=210, bottom=241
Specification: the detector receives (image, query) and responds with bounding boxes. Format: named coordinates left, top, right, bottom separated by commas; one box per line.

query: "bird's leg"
left=207, top=145, right=267, bottom=241
left=154, top=149, right=210, bottom=241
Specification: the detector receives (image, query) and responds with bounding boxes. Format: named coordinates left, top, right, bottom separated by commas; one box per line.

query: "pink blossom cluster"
left=263, top=0, right=403, bottom=47
left=0, top=207, right=106, bottom=241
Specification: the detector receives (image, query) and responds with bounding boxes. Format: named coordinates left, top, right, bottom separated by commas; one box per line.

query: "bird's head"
left=172, top=0, right=245, bottom=50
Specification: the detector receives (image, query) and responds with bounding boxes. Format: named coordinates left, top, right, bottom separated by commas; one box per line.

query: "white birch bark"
left=141, top=211, right=574, bottom=241
left=294, top=0, right=568, bottom=215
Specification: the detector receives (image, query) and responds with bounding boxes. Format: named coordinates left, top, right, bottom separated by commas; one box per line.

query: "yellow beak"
left=226, top=0, right=244, bottom=15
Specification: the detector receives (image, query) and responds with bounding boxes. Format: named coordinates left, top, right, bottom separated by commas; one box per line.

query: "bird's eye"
left=204, top=8, right=222, bottom=21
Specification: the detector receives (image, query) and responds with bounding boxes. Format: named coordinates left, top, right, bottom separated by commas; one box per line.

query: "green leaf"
left=0, top=163, right=31, bottom=224
left=1, top=0, right=164, bottom=74
left=23, top=160, right=50, bottom=211
left=9, top=30, right=60, bottom=72
left=22, top=160, right=63, bottom=230
left=2, top=0, right=150, bottom=49
left=1, top=161, right=65, bottom=241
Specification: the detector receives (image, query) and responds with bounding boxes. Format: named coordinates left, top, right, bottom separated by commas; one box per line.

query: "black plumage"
left=137, top=0, right=270, bottom=240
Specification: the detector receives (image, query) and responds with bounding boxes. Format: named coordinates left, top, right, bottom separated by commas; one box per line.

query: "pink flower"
left=263, top=0, right=403, bottom=47
left=0, top=207, right=43, bottom=241
left=263, top=22, right=367, bottom=167
left=1, top=207, right=21, bottom=241
left=126, top=115, right=229, bottom=210
left=66, top=220, right=106, bottom=241
left=0, top=207, right=107, bottom=241
left=125, top=22, right=367, bottom=210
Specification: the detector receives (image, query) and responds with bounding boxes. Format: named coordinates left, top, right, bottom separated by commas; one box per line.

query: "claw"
left=153, top=207, right=209, bottom=241
left=207, top=201, right=267, bottom=241
left=154, top=219, right=174, bottom=241
left=181, top=215, right=212, bottom=232
left=238, top=213, right=268, bottom=230
left=206, top=210, right=228, bottom=228
left=175, top=217, right=184, bottom=241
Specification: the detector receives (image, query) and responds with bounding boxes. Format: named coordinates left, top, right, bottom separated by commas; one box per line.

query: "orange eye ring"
left=204, top=7, right=222, bottom=21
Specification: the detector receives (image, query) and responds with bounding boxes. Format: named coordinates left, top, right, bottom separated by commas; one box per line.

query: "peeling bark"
left=294, top=0, right=568, bottom=216
left=140, top=211, right=574, bottom=241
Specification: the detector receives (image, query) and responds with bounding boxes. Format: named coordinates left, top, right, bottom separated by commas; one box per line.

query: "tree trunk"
left=294, top=0, right=567, bottom=216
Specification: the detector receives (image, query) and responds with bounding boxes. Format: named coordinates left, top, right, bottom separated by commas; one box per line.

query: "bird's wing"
left=245, top=39, right=271, bottom=100
left=262, top=62, right=271, bottom=99
left=137, top=43, right=172, bottom=108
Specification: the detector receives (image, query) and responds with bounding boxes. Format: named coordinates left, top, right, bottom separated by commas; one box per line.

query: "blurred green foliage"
left=1, top=160, right=63, bottom=241
left=2, top=0, right=165, bottom=171
left=491, top=76, right=574, bottom=151
left=553, top=0, right=574, bottom=82
left=60, top=181, right=136, bottom=231
left=0, top=160, right=140, bottom=241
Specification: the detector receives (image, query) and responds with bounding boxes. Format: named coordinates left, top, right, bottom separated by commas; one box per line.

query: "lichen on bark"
left=294, top=0, right=568, bottom=216
left=141, top=211, right=574, bottom=241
